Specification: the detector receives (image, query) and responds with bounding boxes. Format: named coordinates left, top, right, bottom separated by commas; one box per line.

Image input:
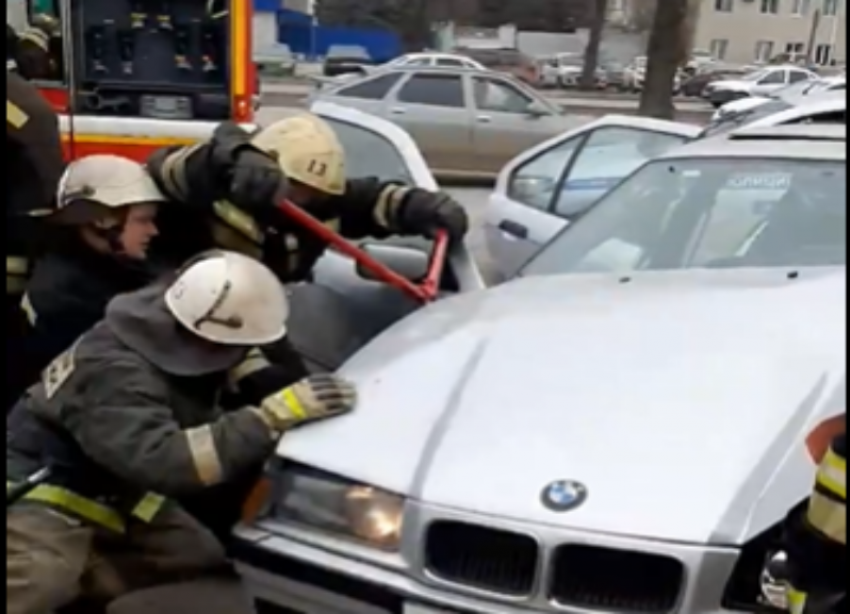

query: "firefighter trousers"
left=7, top=503, right=229, bottom=614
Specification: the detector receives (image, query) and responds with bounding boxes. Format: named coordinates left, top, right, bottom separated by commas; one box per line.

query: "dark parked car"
left=681, top=68, right=749, bottom=97
left=322, top=45, right=375, bottom=77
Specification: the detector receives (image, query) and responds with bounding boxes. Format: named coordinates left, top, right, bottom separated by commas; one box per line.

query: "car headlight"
left=266, top=462, right=405, bottom=551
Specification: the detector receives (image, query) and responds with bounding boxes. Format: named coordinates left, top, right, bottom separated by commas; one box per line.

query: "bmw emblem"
left=541, top=480, right=588, bottom=512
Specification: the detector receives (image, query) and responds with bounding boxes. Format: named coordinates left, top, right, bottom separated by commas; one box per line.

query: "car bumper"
left=233, top=502, right=749, bottom=614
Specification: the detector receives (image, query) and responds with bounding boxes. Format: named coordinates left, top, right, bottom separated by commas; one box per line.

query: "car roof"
left=402, top=52, right=477, bottom=61
left=385, top=65, right=501, bottom=77
left=659, top=124, right=846, bottom=161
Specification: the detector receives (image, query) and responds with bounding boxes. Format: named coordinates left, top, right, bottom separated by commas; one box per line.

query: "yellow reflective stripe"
left=807, top=489, right=846, bottom=545
left=816, top=447, right=846, bottom=499
left=213, top=200, right=263, bottom=243
left=787, top=587, right=808, bottom=614
left=184, top=425, right=225, bottom=486
left=7, top=100, right=29, bottom=129
left=281, top=388, right=306, bottom=419
left=372, top=185, right=408, bottom=230
left=20, top=293, right=37, bottom=325
left=7, top=256, right=29, bottom=276
left=159, top=143, right=203, bottom=201
left=19, top=28, right=49, bottom=52
left=8, top=482, right=125, bottom=533
left=131, top=492, right=166, bottom=522
left=227, top=347, right=271, bottom=388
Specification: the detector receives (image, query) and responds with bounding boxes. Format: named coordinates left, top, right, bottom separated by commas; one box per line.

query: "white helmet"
left=164, top=251, right=289, bottom=346
left=58, top=154, right=166, bottom=208
left=251, top=113, right=346, bottom=196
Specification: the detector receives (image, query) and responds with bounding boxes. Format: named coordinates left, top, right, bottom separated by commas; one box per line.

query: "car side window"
left=472, top=77, right=534, bottom=114
left=336, top=73, right=402, bottom=100
left=788, top=70, right=811, bottom=83
left=435, top=58, right=464, bottom=67
left=396, top=74, right=465, bottom=107
left=404, top=57, right=432, bottom=67
left=758, top=70, right=786, bottom=85
left=552, top=127, right=689, bottom=218
left=320, top=116, right=413, bottom=184
left=507, top=136, right=583, bottom=210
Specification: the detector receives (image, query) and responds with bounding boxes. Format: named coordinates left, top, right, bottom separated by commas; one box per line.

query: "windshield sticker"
left=726, top=173, right=792, bottom=190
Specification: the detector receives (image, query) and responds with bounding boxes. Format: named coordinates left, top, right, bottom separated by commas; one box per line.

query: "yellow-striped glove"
left=257, top=374, right=357, bottom=432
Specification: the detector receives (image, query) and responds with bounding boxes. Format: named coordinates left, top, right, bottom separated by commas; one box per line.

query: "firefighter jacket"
left=7, top=71, right=64, bottom=295
left=7, top=302, right=282, bottom=533
left=785, top=427, right=846, bottom=614
left=20, top=235, right=159, bottom=389
left=146, top=137, right=420, bottom=282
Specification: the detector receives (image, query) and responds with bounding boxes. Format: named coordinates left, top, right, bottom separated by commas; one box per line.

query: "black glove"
left=209, top=123, right=287, bottom=216
left=397, top=189, right=469, bottom=244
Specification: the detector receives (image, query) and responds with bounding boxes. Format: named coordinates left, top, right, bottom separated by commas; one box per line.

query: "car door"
left=467, top=74, right=567, bottom=173
left=750, top=69, right=788, bottom=96
left=288, top=101, right=482, bottom=370
left=384, top=71, right=474, bottom=173
left=483, top=116, right=700, bottom=282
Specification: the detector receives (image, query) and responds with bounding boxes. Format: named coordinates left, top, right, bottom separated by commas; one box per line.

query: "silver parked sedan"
left=307, top=66, right=589, bottom=179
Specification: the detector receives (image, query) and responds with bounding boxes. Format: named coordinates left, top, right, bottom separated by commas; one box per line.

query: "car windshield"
left=520, top=156, right=846, bottom=276
left=697, top=99, right=794, bottom=138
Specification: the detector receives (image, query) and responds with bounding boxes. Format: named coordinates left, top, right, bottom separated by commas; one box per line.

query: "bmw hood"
left=278, top=269, right=846, bottom=544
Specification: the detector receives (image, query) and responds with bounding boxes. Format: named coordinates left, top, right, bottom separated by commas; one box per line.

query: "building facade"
left=693, top=0, right=846, bottom=65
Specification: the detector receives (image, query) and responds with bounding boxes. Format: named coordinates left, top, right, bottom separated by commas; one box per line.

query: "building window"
left=822, top=0, right=840, bottom=15
left=815, top=44, right=834, bottom=64
left=760, top=0, right=779, bottom=13
left=786, top=41, right=806, bottom=53
left=714, top=0, right=734, bottom=11
left=710, top=39, right=729, bottom=59
left=755, top=40, right=775, bottom=62
left=791, top=0, right=811, bottom=14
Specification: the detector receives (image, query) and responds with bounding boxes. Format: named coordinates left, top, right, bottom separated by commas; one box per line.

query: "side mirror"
left=356, top=242, right=429, bottom=283
left=526, top=101, right=550, bottom=117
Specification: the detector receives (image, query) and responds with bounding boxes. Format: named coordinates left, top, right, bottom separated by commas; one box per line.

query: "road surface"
left=260, top=81, right=713, bottom=123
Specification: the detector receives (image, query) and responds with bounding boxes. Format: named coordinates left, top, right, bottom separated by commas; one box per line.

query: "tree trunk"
left=580, top=0, right=609, bottom=90
left=638, top=0, right=688, bottom=119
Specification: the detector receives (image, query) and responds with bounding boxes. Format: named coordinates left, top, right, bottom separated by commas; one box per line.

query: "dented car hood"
left=277, top=268, right=846, bottom=545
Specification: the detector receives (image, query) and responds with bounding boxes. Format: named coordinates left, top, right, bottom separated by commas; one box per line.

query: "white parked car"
left=486, top=91, right=846, bottom=281
left=701, top=90, right=846, bottom=139
left=484, top=116, right=701, bottom=281
left=231, top=123, right=847, bottom=614
left=703, top=65, right=818, bottom=107
left=713, top=75, right=847, bottom=121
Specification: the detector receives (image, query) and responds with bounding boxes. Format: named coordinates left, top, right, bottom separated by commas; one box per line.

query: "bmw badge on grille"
left=541, top=480, right=588, bottom=512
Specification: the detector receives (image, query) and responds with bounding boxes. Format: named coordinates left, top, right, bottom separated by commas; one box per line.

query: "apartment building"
left=693, top=0, right=846, bottom=65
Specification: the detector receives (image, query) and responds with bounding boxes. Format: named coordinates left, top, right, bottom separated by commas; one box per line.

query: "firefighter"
left=6, top=70, right=65, bottom=410
left=20, top=154, right=166, bottom=388
left=7, top=250, right=358, bottom=614
left=147, top=112, right=469, bottom=280
left=784, top=426, right=846, bottom=614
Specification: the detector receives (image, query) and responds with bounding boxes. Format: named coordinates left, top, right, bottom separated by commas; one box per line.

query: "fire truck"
left=15, top=0, right=256, bottom=161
